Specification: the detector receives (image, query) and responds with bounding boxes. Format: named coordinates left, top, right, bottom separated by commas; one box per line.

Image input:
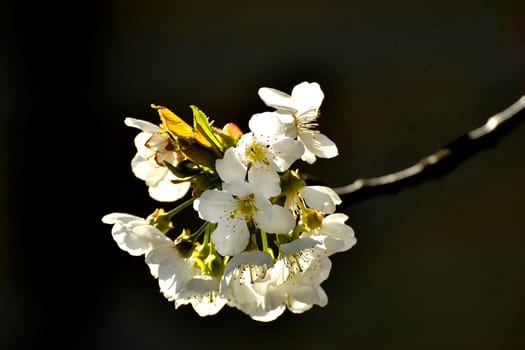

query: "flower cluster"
left=102, top=81, right=356, bottom=321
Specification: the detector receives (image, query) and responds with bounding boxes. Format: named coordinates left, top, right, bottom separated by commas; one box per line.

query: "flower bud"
left=222, top=122, right=243, bottom=142
left=300, top=208, right=324, bottom=232
left=147, top=208, right=174, bottom=234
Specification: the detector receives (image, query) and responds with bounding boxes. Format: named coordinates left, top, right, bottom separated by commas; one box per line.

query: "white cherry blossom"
left=103, top=80, right=355, bottom=321
left=220, top=238, right=332, bottom=321
left=216, top=113, right=304, bottom=198
left=101, top=212, right=172, bottom=256
left=220, top=251, right=286, bottom=321
left=284, top=183, right=342, bottom=215
left=145, top=245, right=226, bottom=316
left=258, top=81, right=338, bottom=164
left=300, top=186, right=342, bottom=214
left=102, top=212, right=226, bottom=316
left=260, top=238, right=331, bottom=318
left=174, top=276, right=227, bottom=316
left=301, top=213, right=356, bottom=256
left=194, top=180, right=295, bottom=257
left=125, top=117, right=190, bottom=202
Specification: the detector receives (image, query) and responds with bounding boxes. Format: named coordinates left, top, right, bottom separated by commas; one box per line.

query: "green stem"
left=191, top=221, right=208, bottom=240
left=260, top=229, right=274, bottom=259
left=202, top=230, right=210, bottom=248
left=297, top=196, right=307, bottom=211
left=202, top=222, right=215, bottom=249
left=260, top=229, right=269, bottom=253
left=209, top=238, right=216, bottom=255
left=164, top=197, right=195, bottom=220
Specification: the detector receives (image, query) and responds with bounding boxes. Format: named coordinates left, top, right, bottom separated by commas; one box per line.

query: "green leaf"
left=180, top=144, right=217, bottom=169
left=191, top=172, right=221, bottom=197
left=164, top=160, right=200, bottom=179
left=191, top=105, right=224, bottom=152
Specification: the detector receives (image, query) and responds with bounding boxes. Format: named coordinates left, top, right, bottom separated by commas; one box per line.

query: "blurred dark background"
left=2, top=0, right=524, bottom=349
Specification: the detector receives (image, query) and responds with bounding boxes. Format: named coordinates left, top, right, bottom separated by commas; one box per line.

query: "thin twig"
left=330, top=94, right=525, bottom=206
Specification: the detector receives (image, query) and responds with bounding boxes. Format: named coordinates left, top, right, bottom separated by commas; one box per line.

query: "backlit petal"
left=124, top=117, right=160, bottom=133
left=194, top=190, right=236, bottom=222
left=258, top=87, right=297, bottom=113
left=247, top=167, right=281, bottom=198
left=299, top=131, right=338, bottom=161
left=254, top=204, right=295, bottom=234
left=211, top=216, right=250, bottom=256
left=102, top=213, right=172, bottom=256
left=269, top=137, right=304, bottom=171
left=249, top=112, right=285, bottom=141
left=300, top=185, right=342, bottom=214
left=290, top=81, right=324, bottom=115
left=216, top=147, right=247, bottom=182
left=148, top=172, right=191, bottom=202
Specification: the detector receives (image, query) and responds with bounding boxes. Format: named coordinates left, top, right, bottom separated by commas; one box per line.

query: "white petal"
left=279, top=250, right=332, bottom=290
left=235, top=132, right=254, bottom=148
left=224, top=250, right=274, bottom=276
left=250, top=305, right=286, bottom=322
left=133, top=132, right=154, bottom=154
left=320, top=238, right=346, bottom=255
left=132, top=225, right=174, bottom=248
left=222, top=276, right=265, bottom=308
left=124, top=117, right=160, bottom=133
left=254, top=205, right=295, bottom=234
left=130, top=153, right=163, bottom=182
left=290, top=82, right=324, bottom=116
left=277, top=112, right=295, bottom=125
left=221, top=251, right=273, bottom=315
left=315, top=214, right=357, bottom=254
left=300, top=186, right=342, bottom=214
left=223, top=179, right=256, bottom=198
left=191, top=294, right=227, bottom=316
left=303, top=248, right=332, bottom=283
left=323, top=213, right=349, bottom=224
left=102, top=213, right=172, bottom=256
left=145, top=132, right=170, bottom=151
left=182, top=276, right=220, bottom=294
left=287, top=299, right=314, bottom=314
left=258, top=87, right=297, bottom=113
left=262, top=286, right=287, bottom=312
left=253, top=192, right=273, bottom=218
left=194, top=190, right=236, bottom=222
left=216, top=147, right=247, bottom=183
left=148, top=174, right=191, bottom=202
left=247, top=167, right=281, bottom=198
left=288, top=285, right=328, bottom=312
left=249, top=112, right=285, bottom=140
left=211, top=216, right=250, bottom=256
left=299, top=132, right=338, bottom=160
left=269, top=137, right=304, bottom=171
left=180, top=277, right=227, bottom=316
left=284, top=245, right=332, bottom=283
left=146, top=245, right=196, bottom=299
left=301, top=147, right=317, bottom=164
left=102, top=212, right=142, bottom=225
left=280, top=237, right=319, bottom=254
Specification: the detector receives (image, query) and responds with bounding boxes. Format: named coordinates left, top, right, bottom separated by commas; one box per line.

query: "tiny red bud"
left=222, top=122, right=243, bottom=141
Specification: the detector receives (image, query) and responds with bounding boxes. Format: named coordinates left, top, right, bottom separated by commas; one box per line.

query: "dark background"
left=2, top=0, right=524, bottom=349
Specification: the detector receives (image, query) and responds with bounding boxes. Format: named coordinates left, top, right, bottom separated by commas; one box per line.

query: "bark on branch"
left=329, top=95, right=525, bottom=206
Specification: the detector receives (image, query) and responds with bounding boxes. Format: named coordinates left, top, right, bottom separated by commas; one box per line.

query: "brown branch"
left=329, top=94, right=525, bottom=206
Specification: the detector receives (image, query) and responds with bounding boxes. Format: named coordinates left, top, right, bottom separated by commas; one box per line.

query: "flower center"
left=295, top=108, right=319, bottom=132
left=230, top=193, right=258, bottom=221
left=237, top=263, right=269, bottom=285
left=145, top=132, right=177, bottom=166
left=279, top=250, right=317, bottom=282
left=244, top=140, right=269, bottom=167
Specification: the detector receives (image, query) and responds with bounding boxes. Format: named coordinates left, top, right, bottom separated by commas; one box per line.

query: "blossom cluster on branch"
left=102, top=81, right=357, bottom=321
